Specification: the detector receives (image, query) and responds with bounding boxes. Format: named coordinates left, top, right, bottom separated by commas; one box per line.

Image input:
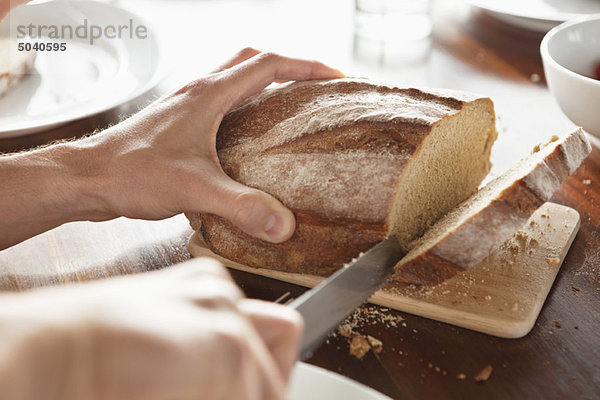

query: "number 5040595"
left=18, top=42, right=67, bottom=51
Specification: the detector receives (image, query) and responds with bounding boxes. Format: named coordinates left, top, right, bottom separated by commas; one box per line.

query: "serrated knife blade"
left=288, top=235, right=405, bottom=361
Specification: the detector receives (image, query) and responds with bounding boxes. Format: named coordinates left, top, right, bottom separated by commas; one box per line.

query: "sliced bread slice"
left=393, top=128, right=592, bottom=285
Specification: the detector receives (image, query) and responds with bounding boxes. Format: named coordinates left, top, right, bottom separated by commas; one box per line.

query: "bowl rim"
left=540, top=13, right=600, bottom=87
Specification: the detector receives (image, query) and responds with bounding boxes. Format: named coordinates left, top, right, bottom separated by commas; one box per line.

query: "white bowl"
left=540, top=14, right=600, bottom=137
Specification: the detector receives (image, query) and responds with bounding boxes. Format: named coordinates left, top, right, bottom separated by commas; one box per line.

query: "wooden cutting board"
left=189, top=202, right=580, bottom=339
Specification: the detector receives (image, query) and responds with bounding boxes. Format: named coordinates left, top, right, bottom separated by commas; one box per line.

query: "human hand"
left=74, top=49, right=344, bottom=243
left=0, top=258, right=303, bottom=400
left=0, top=49, right=343, bottom=249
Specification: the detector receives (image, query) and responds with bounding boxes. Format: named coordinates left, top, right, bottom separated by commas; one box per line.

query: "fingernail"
left=263, top=212, right=295, bottom=243
left=264, top=214, right=283, bottom=236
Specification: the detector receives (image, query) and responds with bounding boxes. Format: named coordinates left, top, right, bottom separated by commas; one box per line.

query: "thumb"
left=202, top=172, right=296, bottom=244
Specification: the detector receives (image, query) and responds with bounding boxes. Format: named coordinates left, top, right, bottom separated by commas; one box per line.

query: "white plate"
left=0, top=0, right=165, bottom=138
left=287, top=363, right=393, bottom=400
left=471, top=0, right=600, bottom=32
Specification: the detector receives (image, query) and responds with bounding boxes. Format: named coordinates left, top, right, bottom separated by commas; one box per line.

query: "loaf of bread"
left=0, top=38, right=36, bottom=98
left=393, top=128, right=591, bottom=285
left=186, top=78, right=498, bottom=277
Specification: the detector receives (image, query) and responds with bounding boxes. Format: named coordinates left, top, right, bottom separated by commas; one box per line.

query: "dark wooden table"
left=1, top=1, right=599, bottom=399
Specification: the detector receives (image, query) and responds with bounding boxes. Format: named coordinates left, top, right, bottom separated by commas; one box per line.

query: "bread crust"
left=192, top=211, right=387, bottom=277
left=186, top=78, right=493, bottom=276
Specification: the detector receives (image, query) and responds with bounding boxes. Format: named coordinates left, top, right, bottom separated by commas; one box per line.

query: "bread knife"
left=288, top=235, right=405, bottom=361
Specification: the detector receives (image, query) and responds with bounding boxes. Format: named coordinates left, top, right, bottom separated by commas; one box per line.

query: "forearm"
left=0, top=141, right=108, bottom=249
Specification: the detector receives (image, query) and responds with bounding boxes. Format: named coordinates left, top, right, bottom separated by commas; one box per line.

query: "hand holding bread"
left=79, top=49, right=344, bottom=242
left=0, top=49, right=344, bottom=249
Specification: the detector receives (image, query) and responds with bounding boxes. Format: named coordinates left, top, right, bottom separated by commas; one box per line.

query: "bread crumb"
left=457, top=373, right=467, bottom=380
left=530, top=73, right=540, bottom=83
left=349, top=335, right=371, bottom=359
left=582, top=179, right=591, bottom=185
left=474, top=365, right=493, bottom=382
left=509, top=242, right=520, bottom=255
left=334, top=306, right=404, bottom=339
left=338, top=324, right=352, bottom=338
left=515, top=231, right=528, bottom=242
left=546, top=257, right=561, bottom=266
left=435, top=366, right=440, bottom=372
left=334, top=307, right=401, bottom=358
left=484, top=295, right=492, bottom=300
left=367, top=335, right=383, bottom=354
left=428, top=363, right=433, bottom=368
left=552, top=320, right=562, bottom=328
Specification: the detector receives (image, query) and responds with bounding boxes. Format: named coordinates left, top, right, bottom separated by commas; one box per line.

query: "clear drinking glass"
left=354, top=0, right=432, bottom=42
